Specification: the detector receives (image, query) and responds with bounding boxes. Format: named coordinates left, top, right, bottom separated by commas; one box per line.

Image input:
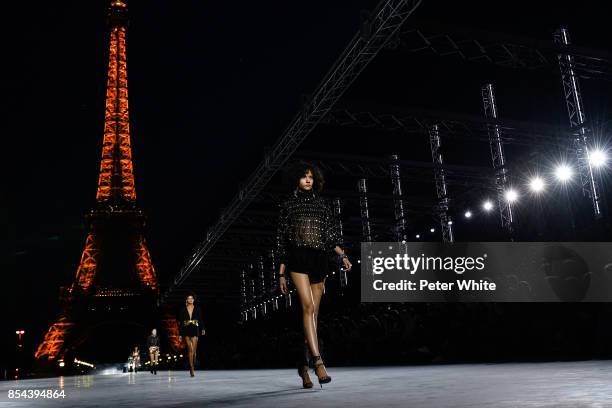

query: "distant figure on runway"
left=178, top=292, right=206, bottom=377
left=276, top=161, right=352, bottom=388
left=131, top=346, right=141, bottom=372
left=147, top=328, right=160, bottom=375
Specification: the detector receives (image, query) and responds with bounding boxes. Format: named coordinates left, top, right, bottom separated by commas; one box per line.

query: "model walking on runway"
left=131, top=346, right=141, bottom=372
left=178, top=293, right=206, bottom=377
left=276, top=161, right=352, bottom=388
left=147, top=328, right=160, bottom=375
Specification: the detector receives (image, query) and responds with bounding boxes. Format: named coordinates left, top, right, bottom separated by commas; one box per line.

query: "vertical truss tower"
left=34, top=1, right=178, bottom=365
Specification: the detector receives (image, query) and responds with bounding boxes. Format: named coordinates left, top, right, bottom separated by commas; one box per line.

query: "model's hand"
left=178, top=336, right=182, bottom=343
left=342, top=257, right=352, bottom=271
left=279, top=276, right=288, bottom=295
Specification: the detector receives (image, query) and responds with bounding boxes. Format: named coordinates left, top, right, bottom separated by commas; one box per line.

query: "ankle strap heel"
left=298, top=365, right=313, bottom=389
left=310, top=355, right=332, bottom=387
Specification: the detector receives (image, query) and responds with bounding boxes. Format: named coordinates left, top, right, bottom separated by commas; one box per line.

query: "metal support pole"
left=554, top=28, right=603, bottom=219
left=481, top=83, right=515, bottom=238
left=240, top=268, right=248, bottom=321
left=248, top=263, right=257, bottom=319
left=428, top=124, right=454, bottom=242
left=258, top=256, right=267, bottom=316
left=389, top=154, right=407, bottom=242
left=268, top=250, right=279, bottom=311
left=333, top=198, right=348, bottom=288
left=358, top=179, right=373, bottom=242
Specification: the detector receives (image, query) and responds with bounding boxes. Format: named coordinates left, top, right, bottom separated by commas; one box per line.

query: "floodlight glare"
left=464, top=210, right=472, bottom=219
left=529, top=176, right=545, bottom=193
left=554, top=164, right=573, bottom=182
left=482, top=200, right=494, bottom=211
left=589, top=149, right=608, bottom=168
left=504, top=189, right=518, bottom=203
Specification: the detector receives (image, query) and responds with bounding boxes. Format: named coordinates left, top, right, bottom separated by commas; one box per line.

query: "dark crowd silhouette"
left=199, top=299, right=612, bottom=369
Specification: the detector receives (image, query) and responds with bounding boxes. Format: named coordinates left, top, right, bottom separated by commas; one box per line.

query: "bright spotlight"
left=589, top=149, right=608, bottom=168
left=504, top=189, right=518, bottom=203
left=415, top=234, right=420, bottom=239
left=554, top=164, right=573, bottom=182
left=430, top=228, right=435, bottom=233
left=529, top=176, right=545, bottom=193
left=482, top=200, right=494, bottom=211
left=464, top=210, right=472, bottom=219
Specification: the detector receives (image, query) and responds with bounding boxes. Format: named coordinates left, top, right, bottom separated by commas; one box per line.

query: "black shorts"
left=286, top=246, right=330, bottom=284
left=180, top=323, right=200, bottom=337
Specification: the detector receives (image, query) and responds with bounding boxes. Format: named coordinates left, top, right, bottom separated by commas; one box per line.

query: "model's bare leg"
left=311, top=278, right=325, bottom=329
left=310, top=279, right=329, bottom=379
left=302, top=280, right=323, bottom=359
left=185, top=336, right=196, bottom=375
left=192, top=337, right=199, bottom=368
left=291, top=272, right=321, bottom=359
left=185, top=338, right=192, bottom=370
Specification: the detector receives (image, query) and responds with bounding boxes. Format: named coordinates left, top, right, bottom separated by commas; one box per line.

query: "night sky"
left=6, top=0, right=612, bottom=356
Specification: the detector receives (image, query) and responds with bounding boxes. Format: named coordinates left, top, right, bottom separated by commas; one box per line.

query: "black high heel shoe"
left=311, top=355, right=331, bottom=387
left=298, top=365, right=313, bottom=388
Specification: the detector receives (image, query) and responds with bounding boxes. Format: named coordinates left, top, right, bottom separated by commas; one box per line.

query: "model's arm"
left=324, top=199, right=342, bottom=252
left=325, top=200, right=352, bottom=271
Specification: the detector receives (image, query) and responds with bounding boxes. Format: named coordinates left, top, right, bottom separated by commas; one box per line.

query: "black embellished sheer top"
left=275, top=188, right=342, bottom=265
left=147, top=335, right=160, bottom=348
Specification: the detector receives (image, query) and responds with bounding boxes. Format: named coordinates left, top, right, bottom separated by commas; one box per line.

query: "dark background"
left=4, top=0, right=612, bottom=371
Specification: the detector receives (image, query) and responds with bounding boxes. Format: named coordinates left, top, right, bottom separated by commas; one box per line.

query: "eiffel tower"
left=35, top=0, right=181, bottom=367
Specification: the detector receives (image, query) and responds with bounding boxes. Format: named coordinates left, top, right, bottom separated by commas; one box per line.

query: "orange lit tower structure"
left=35, top=1, right=181, bottom=365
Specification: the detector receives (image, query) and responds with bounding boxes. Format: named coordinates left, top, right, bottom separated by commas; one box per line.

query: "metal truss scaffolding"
left=163, top=0, right=424, bottom=302
left=554, top=28, right=603, bottom=219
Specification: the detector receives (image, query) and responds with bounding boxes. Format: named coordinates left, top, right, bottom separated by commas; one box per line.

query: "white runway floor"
left=1, top=361, right=612, bottom=407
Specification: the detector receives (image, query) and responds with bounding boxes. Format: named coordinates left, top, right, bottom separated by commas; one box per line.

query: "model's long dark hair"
left=282, top=160, right=325, bottom=193
left=185, top=291, right=197, bottom=303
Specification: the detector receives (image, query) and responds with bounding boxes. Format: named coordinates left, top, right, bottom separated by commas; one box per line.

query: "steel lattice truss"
left=293, top=151, right=494, bottom=188
left=96, top=12, right=137, bottom=203
left=162, top=0, right=425, bottom=302
left=554, top=28, right=603, bottom=218
left=395, top=20, right=612, bottom=80
left=324, top=103, right=571, bottom=148
left=481, top=84, right=515, bottom=237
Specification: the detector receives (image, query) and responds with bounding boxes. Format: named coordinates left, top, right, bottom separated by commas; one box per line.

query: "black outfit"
left=276, top=188, right=342, bottom=283
left=178, top=306, right=205, bottom=337
left=147, top=335, right=160, bottom=348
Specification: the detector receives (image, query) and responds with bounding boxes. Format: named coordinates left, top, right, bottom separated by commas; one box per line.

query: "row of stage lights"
left=414, top=153, right=609, bottom=236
